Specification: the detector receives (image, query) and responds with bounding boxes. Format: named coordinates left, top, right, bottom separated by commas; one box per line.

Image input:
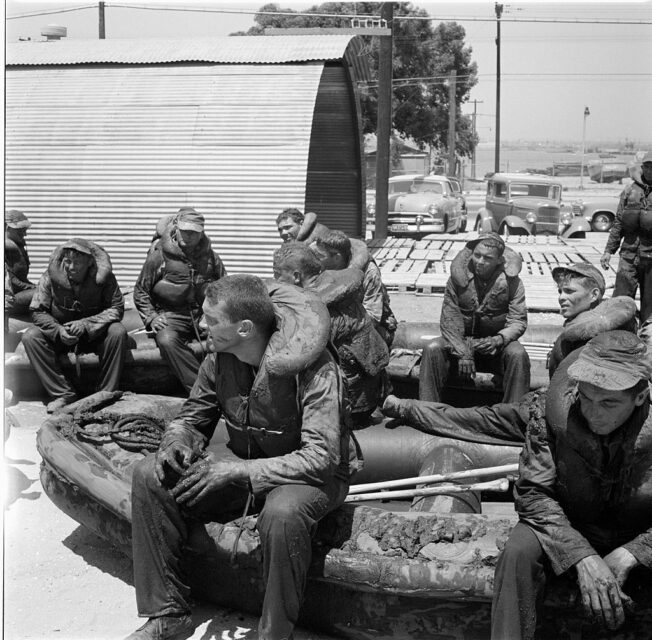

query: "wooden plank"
left=380, top=258, right=397, bottom=274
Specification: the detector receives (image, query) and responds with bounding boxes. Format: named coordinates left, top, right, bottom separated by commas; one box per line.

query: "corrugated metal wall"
left=5, top=63, right=327, bottom=288
left=305, top=63, right=363, bottom=237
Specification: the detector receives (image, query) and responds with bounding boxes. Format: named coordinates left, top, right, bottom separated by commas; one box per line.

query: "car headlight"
left=428, top=204, right=438, bottom=215
left=560, top=211, right=572, bottom=225
left=525, top=211, right=537, bottom=223
left=416, top=215, right=424, bottom=227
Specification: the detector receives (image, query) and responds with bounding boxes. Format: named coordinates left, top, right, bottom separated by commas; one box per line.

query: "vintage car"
left=476, top=173, right=591, bottom=238
left=569, top=194, right=619, bottom=232
left=387, top=174, right=465, bottom=237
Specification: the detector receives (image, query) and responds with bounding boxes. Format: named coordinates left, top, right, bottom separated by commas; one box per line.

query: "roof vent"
left=41, top=24, right=67, bottom=41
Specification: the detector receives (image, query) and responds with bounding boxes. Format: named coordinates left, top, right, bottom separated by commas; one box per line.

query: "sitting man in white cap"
left=134, top=208, right=226, bottom=394
left=492, top=330, right=652, bottom=639
left=5, top=209, right=36, bottom=318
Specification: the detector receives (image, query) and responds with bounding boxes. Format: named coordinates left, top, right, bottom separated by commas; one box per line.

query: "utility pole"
left=580, top=106, right=590, bottom=190
left=470, top=99, right=483, bottom=179
left=99, top=1, right=105, bottom=39
left=375, top=2, right=394, bottom=240
left=447, top=70, right=457, bottom=177
left=494, top=2, right=503, bottom=173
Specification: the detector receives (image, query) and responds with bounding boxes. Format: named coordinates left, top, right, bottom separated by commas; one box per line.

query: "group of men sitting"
left=4, top=204, right=652, bottom=640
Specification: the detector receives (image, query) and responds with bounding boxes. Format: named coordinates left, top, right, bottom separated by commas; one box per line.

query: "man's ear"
left=238, top=319, right=254, bottom=338
left=589, top=287, right=601, bottom=306
left=634, top=385, right=650, bottom=407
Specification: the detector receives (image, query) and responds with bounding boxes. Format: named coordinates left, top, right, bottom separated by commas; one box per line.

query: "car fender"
left=502, top=215, right=530, bottom=231
left=561, top=218, right=592, bottom=238
left=476, top=208, right=496, bottom=232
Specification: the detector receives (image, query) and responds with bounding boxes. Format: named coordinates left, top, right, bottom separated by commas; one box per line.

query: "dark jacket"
left=134, top=226, right=226, bottom=328
left=308, top=268, right=389, bottom=414
left=4, top=234, right=33, bottom=293
left=604, top=168, right=652, bottom=259
left=440, top=247, right=527, bottom=359
left=515, top=352, right=652, bottom=575
left=29, top=240, right=124, bottom=342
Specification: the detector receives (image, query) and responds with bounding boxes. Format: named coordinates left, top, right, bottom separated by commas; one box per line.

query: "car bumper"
left=389, top=221, right=446, bottom=237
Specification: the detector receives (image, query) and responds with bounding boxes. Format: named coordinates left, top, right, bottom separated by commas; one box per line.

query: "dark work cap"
left=466, top=232, right=505, bottom=254
left=567, top=330, right=652, bottom=390
left=641, top=151, right=652, bottom=165
left=6, top=209, right=31, bottom=229
left=61, top=238, right=94, bottom=255
left=177, top=207, right=204, bottom=232
left=552, top=262, right=605, bottom=295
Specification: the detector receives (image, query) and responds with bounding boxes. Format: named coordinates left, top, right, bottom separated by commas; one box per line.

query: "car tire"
left=459, top=217, right=467, bottom=233
left=449, top=217, right=459, bottom=234
left=591, top=212, right=614, bottom=232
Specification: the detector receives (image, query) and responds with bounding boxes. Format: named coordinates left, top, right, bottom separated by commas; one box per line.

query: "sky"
left=5, top=0, right=652, bottom=145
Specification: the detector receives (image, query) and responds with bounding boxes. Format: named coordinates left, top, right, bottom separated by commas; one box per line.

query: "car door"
left=486, top=180, right=510, bottom=229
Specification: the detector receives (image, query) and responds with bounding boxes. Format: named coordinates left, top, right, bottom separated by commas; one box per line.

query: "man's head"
left=5, top=209, right=31, bottom=243
left=568, top=331, right=652, bottom=435
left=466, top=232, right=505, bottom=280
left=312, top=230, right=351, bottom=271
left=273, top=241, right=322, bottom=287
left=202, top=275, right=276, bottom=356
left=60, top=240, right=94, bottom=284
left=276, top=208, right=304, bottom=243
left=176, top=207, right=204, bottom=251
left=640, top=151, right=652, bottom=183
left=552, top=263, right=605, bottom=320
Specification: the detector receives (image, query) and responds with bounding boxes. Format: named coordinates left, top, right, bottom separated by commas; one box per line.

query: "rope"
left=73, top=412, right=165, bottom=453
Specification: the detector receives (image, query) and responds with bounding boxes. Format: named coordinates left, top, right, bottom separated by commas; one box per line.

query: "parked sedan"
left=570, top=194, right=620, bottom=232
left=388, top=175, right=464, bottom=237
left=476, top=173, right=591, bottom=238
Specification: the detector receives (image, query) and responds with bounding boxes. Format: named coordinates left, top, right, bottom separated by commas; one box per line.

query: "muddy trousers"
left=491, top=523, right=546, bottom=640
left=131, top=455, right=348, bottom=640
left=21, top=322, right=127, bottom=400
left=418, top=337, right=531, bottom=404
left=614, top=254, right=652, bottom=324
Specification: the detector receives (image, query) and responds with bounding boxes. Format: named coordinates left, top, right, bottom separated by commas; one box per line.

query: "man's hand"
left=474, top=336, right=503, bottom=356
left=59, top=326, right=80, bottom=346
left=603, top=547, right=639, bottom=588
left=457, top=357, right=476, bottom=379
left=575, top=554, right=632, bottom=630
left=600, top=253, right=612, bottom=270
left=155, top=430, right=203, bottom=482
left=171, top=453, right=249, bottom=507
left=64, top=320, right=87, bottom=338
left=150, top=314, right=169, bottom=333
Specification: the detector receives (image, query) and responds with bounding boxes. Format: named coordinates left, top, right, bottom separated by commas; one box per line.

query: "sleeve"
left=133, top=250, right=163, bottom=329
left=247, top=355, right=345, bottom=495
left=515, top=398, right=599, bottom=575
left=212, top=251, right=227, bottom=279
left=439, top=279, right=471, bottom=359
left=362, top=262, right=384, bottom=323
left=603, top=189, right=626, bottom=255
left=498, top=277, right=528, bottom=345
left=622, top=529, right=652, bottom=569
left=29, top=272, right=64, bottom=341
left=397, top=397, right=529, bottom=446
left=165, top=354, right=222, bottom=441
left=83, top=273, right=124, bottom=341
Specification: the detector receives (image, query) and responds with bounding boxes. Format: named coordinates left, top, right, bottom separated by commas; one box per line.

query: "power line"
left=7, top=4, right=96, bottom=20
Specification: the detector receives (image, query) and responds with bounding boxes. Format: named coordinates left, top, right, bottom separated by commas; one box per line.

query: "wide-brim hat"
left=552, top=262, right=605, bottom=295
left=567, top=330, right=652, bottom=390
left=6, top=209, right=32, bottom=229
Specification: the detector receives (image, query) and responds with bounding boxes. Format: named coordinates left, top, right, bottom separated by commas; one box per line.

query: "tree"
left=238, top=2, right=479, bottom=160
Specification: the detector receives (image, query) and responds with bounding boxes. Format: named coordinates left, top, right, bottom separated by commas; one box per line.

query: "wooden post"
left=374, top=2, right=394, bottom=240
left=494, top=3, right=503, bottom=173
left=447, top=70, right=457, bottom=176
left=99, top=1, right=105, bottom=39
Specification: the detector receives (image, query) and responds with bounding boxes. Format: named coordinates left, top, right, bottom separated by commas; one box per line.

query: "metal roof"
left=6, top=35, right=358, bottom=67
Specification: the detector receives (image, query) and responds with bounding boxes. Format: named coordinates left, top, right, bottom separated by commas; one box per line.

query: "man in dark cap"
left=5, top=209, right=36, bottom=317
left=134, top=208, right=226, bottom=394
left=491, top=330, right=652, bottom=639
left=418, top=231, right=530, bottom=403
left=22, top=238, right=128, bottom=413
left=601, top=151, right=652, bottom=323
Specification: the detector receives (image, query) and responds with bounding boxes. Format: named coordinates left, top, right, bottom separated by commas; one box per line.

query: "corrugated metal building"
left=5, top=35, right=368, bottom=287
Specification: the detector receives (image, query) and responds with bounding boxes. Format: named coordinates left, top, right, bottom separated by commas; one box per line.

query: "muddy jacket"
left=166, top=345, right=360, bottom=496
left=4, top=234, right=33, bottom=293
left=516, top=352, right=652, bottom=575
left=309, top=268, right=389, bottom=414
left=30, top=241, right=124, bottom=342
left=604, top=169, right=652, bottom=259
left=441, top=247, right=527, bottom=359
left=134, top=227, right=226, bottom=328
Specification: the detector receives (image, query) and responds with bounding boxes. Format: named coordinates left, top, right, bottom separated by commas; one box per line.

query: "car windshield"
left=509, top=183, right=561, bottom=200
left=412, top=180, right=443, bottom=194
left=389, top=180, right=416, bottom=195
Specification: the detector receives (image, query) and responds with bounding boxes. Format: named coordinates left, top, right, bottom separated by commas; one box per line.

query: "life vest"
left=151, top=227, right=218, bottom=308
left=620, top=169, right=652, bottom=237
